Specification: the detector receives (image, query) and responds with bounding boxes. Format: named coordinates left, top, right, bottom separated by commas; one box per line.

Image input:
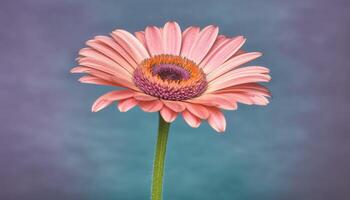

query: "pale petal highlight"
left=111, top=29, right=150, bottom=63
left=160, top=107, right=178, bottom=123
left=207, top=52, right=262, bottom=82
left=201, top=36, right=246, bottom=74
left=180, top=26, right=200, bottom=58
left=182, top=110, right=201, bottom=128
left=163, top=21, right=182, bottom=55
left=94, top=36, right=139, bottom=69
left=187, top=25, right=219, bottom=64
left=118, top=98, right=138, bottom=112
left=162, top=100, right=186, bottom=112
left=185, top=103, right=210, bottom=119
left=207, top=107, right=226, bottom=132
left=92, top=90, right=135, bottom=112
left=85, top=39, right=135, bottom=74
left=145, top=26, right=164, bottom=56
left=138, top=100, right=164, bottom=112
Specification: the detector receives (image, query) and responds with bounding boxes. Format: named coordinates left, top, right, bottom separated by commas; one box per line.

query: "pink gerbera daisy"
left=71, top=21, right=271, bottom=132
left=71, top=21, right=271, bottom=200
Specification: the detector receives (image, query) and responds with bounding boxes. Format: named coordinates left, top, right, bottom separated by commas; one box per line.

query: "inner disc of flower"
left=152, top=64, right=190, bottom=81
left=133, top=55, right=207, bottom=101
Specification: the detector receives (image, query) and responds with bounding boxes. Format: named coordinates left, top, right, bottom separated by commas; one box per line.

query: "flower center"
left=133, top=55, right=207, bottom=101
left=152, top=64, right=190, bottom=81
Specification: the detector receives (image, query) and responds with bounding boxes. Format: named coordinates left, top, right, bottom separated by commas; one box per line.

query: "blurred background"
left=1, top=0, right=349, bottom=199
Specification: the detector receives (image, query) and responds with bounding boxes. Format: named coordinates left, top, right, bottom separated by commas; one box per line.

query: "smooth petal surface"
left=78, top=75, right=121, bottom=87
left=78, top=48, right=133, bottom=76
left=217, top=100, right=238, bottom=110
left=207, top=52, right=262, bottom=82
left=86, top=39, right=135, bottom=74
left=94, top=36, right=138, bottom=69
left=207, top=73, right=271, bottom=93
left=71, top=65, right=133, bottom=89
left=187, top=25, right=219, bottom=63
left=207, top=107, right=226, bottom=132
left=163, top=21, right=182, bottom=55
left=78, top=56, right=132, bottom=79
left=214, top=83, right=271, bottom=97
left=180, top=26, right=200, bottom=58
left=221, top=92, right=269, bottom=105
left=160, top=106, right=178, bottom=123
left=201, top=36, right=246, bottom=74
left=145, top=26, right=164, bottom=56
left=186, top=94, right=236, bottom=110
left=162, top=100, right=186, bottom=112
left=185, top=103, right=210, bottom=119
left=92, top=90, right=135, bottom=112
left=198, top=36, right=230, bottom=66
left=71, top=66, right=139, bottom=90
left=118, top=98, right=138, bottom=112
left=111, top=29, right=150, bottom=63
left=182, top=110, right=201, bottom=128
left=138, top=100, right=163, bottom=112
left=134, top=31, right=146, bottom=47
left=251, top=95, right=269, bottom=105
left=133, top=93, right=158, bottom=101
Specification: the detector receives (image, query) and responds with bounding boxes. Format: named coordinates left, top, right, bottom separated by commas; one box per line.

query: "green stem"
left=151, top=113, right=171, bottom=200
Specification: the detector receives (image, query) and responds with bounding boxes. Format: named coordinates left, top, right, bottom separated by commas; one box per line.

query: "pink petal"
left=118, top=98, right=138, bottom=112
left=94, top=36, right=138, bottom=69
left=111, top=29, right=149, bottom=63
left=186, top=94, right=236, bottom=110
left=209, top=76, right=271, bottom=93
left=233, top=49, right=246, bottom=57
left=145, top=26, right=164, bottom=56
left=163, top=21, right=182, bottom=55
left=134, top=31, right=146, bottom=47
left=162, top=100, right=186, bottom=112
left=71, top=66, right=139, bottom=90
left=219, top=66, right=270, bottom=78
left=92, top=90, right=135, bottom=112
left=187, top=25, right=219, bottom=64
left=160, top=106, right=178, bottom=123
left=207, top=107, right=226, bottom=132
left=182, top=110, right=201, bottom=128
left=78, top=48, right=132, bottom=76
left=85, top=39, right=135, bottom=74
left=251, top=95, right=269, bottom=105
left=210, top=35, right=229, bottom=49
left=180, top=26, right=200, bottom=58
left=199, top=36, right=231, bottom=67
left=207, top=71, right=271, bottom=93
left=220, top=93, right=254, bottom=105
left=185, top=103, right=209, bottom=119
left=133, top=93, right=158, bottom=101
left=223, top=92, right=269, bottom=106
left=138, top=100, right=163, bottom=112
left=211, top=66, right=269, bottom=83
left=78, top=75, right=121, bottom=87
left=207, top=52, right=262, bottom=82
left=201, top=36, right=246, bottom=74
left=230, top=83, right=270, bottom=93
left=218, top=101, right=238, bottom=110
left=78, top=57, right=132, bottom=80
left=213, top=83, right=271, bottom=97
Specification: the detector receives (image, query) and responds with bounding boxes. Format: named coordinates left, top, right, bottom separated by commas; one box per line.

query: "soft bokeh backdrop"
left=1, top=0, right=349, bottom=199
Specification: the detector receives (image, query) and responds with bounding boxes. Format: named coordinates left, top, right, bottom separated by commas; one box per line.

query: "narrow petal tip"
left=91, top=100, right=109, bottom=112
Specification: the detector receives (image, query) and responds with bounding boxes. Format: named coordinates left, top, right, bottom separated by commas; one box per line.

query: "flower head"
left=71, top=21, right=271, bottom=132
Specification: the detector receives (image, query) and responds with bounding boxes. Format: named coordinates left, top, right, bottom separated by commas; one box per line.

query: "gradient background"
left=1, top=0, right=349, bottom=199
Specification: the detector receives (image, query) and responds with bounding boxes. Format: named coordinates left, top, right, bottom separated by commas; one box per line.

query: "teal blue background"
left=1, top=0, right=349, bottom=199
